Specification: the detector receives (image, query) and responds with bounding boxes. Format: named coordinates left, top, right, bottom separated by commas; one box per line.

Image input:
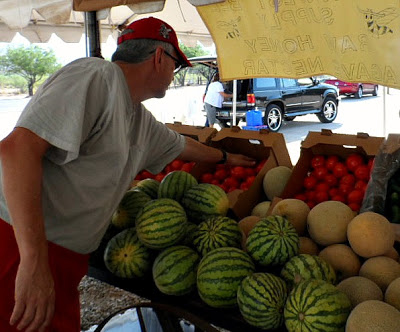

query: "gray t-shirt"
left=0, top=57, right=185, bottom=254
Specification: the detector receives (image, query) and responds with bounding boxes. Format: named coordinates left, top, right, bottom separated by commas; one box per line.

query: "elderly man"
left=0, top=17, right=254, bottom=332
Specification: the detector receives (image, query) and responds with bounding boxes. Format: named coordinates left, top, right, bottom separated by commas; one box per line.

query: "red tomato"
left=324, top=174, right=338, bottom=187
left=223, top=177, right=239, bottom=189
left=311, top=155, right=325, bottom=169
left=154, top=173, right=165, bottom=182
left=140, top=170, right=155, bottom=179
left=134, top=173, right=143, bottom=180
left=245, top=175, right=256, bottom=186
left=348, top=202, right=361, bottom=212
left=215, top=169, right=229, bottom=181
left=328, top=187, right=340, bottom=198
left=354, top=165, right=370, bottom=181
left=244, top=167, right=257, bottom=177
left=325, top=155, right=340, bottom=171
left=331, top=194, right=346, bottom=203
left=294, top=193, right=307, bottom=201
left=181, top=163, right=194, bottom=173
left=200, top=173, right=214, bottom=183
left=340, top=174, right=356, bottom=187
left=313, top=167, right=329, bottom=180
left=345, top=153, right=365, bottom=173
left=339, top=183, right=353, bottom=196
left=170, top=159, right=185, bottom=171
left=305, top=191, right=316, bottom=202
left=218, top=183, right=229, bottom=192
left=354, top=180, right=367, bottom=192
left=211, top=179, right=220, bottom=185
left=303, top=176, right=318, bottom=190
left=315, top=182, right=330, bottom=192
left=231, top=166, right=246, bottom=180
left=315, top=191, right=329, bottom=203
left=228, top=186, right=238, bottom=193
left=306, top=201, right=316, bottom=209
left=332, top=162, right=348, bottom=178
left=347, top=189, right=364, bottom=204
left=164, top=164, right=174, bottom=174
left=240, top=182, right=250, bottom=191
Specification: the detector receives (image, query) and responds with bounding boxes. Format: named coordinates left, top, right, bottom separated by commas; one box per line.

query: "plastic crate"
left=246, top=110, right=263, bottom=126
left=242, top=125, right=269, bottom=131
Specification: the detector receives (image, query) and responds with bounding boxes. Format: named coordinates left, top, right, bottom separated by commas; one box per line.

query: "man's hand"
left=225, top=152, right=256, bottom=167
left=10, top=259, right=55, bottom=332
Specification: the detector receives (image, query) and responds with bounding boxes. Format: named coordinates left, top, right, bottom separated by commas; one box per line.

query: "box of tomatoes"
left=165, top=122, right=218, bottom=145
left=191, top=126, right=293, bottom=220
left=280, top=129, right=385, bottom=212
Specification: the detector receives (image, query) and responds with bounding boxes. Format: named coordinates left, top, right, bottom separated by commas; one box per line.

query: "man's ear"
left=153, top=47, right=164, bottom=72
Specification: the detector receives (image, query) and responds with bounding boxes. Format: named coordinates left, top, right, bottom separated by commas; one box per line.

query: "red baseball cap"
left=118, top=17, right=192, bottom=68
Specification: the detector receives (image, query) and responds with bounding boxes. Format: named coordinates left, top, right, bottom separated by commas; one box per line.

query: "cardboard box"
left=281, top=129, right=385, bottom=199
left=166, top=122, right=217, bottom=145
left=192, top=126, right=292, bottom=220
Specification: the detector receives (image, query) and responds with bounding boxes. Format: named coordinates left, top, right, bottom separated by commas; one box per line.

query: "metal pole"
left=84, top=11, right=103, bottom=58
left=232, top=79, right=237, bottom=127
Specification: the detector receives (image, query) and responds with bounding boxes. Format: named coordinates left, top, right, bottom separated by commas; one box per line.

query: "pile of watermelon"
left=133, top=157, right=268, bottom=194
left=96, top=172, right=358, bottom=332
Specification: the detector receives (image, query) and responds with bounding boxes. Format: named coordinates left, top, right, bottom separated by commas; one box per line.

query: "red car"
left=323, top=78, right=378, bottom=99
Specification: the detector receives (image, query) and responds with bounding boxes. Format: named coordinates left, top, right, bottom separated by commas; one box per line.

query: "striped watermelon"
left=111, top=189, right=152, bottom=230
left=181, top=183, right=229, bottom=223
left=158, top=170, right=198, bottom=202
left=284, top=279, right=351, bottom=332
left=104, top=228, right=152, bottom=278
left=135, top=198, right=187, bottom=250
left=280, top=254, right=337, bottom=288
left=193, top=216, right=242, bottom=256
left=237, top=273, right=288, bottom=330
left=197, top=247, right=255, bottom=308
left=133, top=178, right=160, bottom=199
left=246, top=215, right=299, bottom=266
left=152, top=245, right=200, bottom=296
left=180, top=222, right=198, bottom=247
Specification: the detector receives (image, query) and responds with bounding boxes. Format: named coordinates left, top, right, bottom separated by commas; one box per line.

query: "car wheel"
left=355, top=86, right=363, bottom=99
left=264, top=104, right=283, bottom=132
left=372, top=85, right=378, bottom=96
left=317, top=96, right=338, bottom=123
left=285, top=116, right=296, bottom=121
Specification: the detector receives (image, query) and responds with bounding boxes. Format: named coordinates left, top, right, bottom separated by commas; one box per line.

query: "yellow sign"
left=198, top=0, right=400, bottom=88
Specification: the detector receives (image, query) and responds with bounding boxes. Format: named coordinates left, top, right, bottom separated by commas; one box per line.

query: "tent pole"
left=84, top=11, right=103, bottom=58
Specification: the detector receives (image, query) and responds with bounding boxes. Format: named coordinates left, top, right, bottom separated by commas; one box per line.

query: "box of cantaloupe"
left=280, top=129, right=385, bottom=200
left=166, top=122, right=218, bottom=145
left=191, top=126, right=293, bottom=220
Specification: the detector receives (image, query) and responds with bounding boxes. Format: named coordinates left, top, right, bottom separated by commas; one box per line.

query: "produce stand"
left=87, top=264, right=287, bottom=332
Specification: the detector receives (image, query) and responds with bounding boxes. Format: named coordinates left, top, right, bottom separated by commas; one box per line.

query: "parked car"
left=323, top=77, right=378, bottom=99
left=189, top=56, right=340, bottom=132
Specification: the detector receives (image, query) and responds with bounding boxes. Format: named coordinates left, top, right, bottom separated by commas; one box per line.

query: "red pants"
left=0, top=219, right=89, bottom=332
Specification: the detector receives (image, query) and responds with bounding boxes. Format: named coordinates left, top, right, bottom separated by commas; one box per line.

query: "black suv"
left=189, top=56, right=340, bottom=132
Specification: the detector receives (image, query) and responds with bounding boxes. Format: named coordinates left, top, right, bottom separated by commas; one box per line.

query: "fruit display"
left=157, top=170, right=198, bottom=202
left=292, top=153, right=373, bottom=212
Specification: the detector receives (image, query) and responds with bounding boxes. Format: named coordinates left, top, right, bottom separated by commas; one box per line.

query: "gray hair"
left=111, top=31, right=175, bottom=63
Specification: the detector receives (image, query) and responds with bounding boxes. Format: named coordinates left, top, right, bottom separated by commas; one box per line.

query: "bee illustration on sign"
left=358, top=7, right=399, bottom=37
left=217, top=17, right=241, bottom=39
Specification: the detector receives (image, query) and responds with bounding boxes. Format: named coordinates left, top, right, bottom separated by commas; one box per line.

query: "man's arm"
left=0, top=127, right=54, bottom=332
left=177, top=136, right=256, bottom=167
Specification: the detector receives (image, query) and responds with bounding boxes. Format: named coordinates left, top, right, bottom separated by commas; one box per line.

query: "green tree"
left=0, top=45, right=61, bottom=96
left=174, top=42, right=210, bottom=86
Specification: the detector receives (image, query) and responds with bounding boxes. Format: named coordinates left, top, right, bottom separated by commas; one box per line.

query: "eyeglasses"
left=163, top=50, right=182, bottom=73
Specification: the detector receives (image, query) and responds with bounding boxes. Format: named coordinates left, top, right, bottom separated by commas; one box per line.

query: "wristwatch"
left=217, top=149, right=228, bottom=164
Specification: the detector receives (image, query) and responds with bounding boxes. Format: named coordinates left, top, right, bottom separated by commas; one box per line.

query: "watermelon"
left=181, top=183, right=229, bottom=223
left=280, top=254, right=337, bottom=288
left=180, top=222, right=198, bottom=247
left=237, top=273, right=288, bottom=330
left=103, top=228, right=152, bottom=278
left=246, top=215, right=299, bottom=266
left=152, top=245, right=200, bottom=296
left=111, top=189, right=152, bottom=230
left=197, top=247, right=255, bottom=308
left=158, top=170, right=198, bottom=202
left=284, top=279, right=351, bottom=332
left=133, top=178, right=160, bottom=199
left=193, top=216, right=242, bottom=256
left=135, top=198, right=187, bottom=250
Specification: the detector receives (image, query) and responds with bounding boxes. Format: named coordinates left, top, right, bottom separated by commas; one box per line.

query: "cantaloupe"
left=262, top=166, right=292, bottom=200
left=319, top=244, right=361, bottom=281
left=384, top=247, right=400, bottom=261
left=336, top=276, right=383, bottom=309
left=238, top=216, right=261, bottom=237
left=345, top=300, right=400, bottom=332
left=385, top=277, right=400, bottom=311
left=250, top=201, right=271, bottom=217
left=347, top=211, right=395, bottom=258
left=298, top=236, right=320, bottom=255
left=307, top=201, right=355, bottom=246
left=359, top=256, right=400, bottom=292
left=271, top=199, right=310, bottom=235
